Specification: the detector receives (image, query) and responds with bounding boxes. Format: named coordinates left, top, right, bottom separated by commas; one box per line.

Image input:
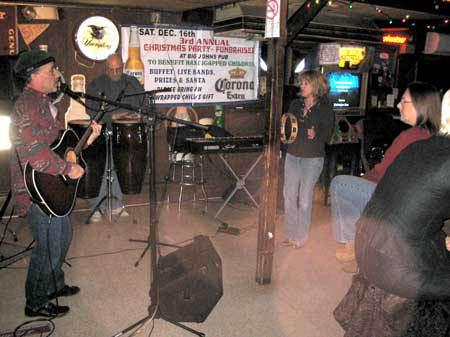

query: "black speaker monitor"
left=156, top=235, right=223, bottom=323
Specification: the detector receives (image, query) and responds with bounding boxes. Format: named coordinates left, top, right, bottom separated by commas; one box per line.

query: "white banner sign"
left=121, top=25, right=260, bottom=106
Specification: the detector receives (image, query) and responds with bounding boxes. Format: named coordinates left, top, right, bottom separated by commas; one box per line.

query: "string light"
left=357, top=0, right=448, bottom=32
left=328, top=1, right=333, bottom=5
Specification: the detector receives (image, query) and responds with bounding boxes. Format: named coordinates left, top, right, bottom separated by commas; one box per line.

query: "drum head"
left=113, top=118, right=142, bottom=126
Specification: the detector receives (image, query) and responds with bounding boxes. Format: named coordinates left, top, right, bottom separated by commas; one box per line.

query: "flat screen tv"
left=327, top=72, right=361, bottom=111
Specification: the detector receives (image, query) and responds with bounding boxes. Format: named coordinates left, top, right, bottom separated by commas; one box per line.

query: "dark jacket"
left=285, top=96, right=334, bottom=158
left=355, top=135, right=450, bottom=300
left=86, top=74, right=144, bottom=128
left=363, top=127, right=431, bottom=183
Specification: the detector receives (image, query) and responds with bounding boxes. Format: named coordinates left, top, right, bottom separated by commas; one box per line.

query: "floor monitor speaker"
left=156, top=235, right=223, bottom=323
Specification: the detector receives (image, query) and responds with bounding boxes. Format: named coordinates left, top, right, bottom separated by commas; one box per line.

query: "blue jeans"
left=330, top=175, right=376, bottom=243
left=283, top=154, right=324, bottom=244
left=25, top=204, right=72, bottom=309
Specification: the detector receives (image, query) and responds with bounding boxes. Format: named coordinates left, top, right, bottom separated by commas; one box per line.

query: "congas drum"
left=112, top=119, right=147, bottom=194
left=68, top=120, right=106, bottom=199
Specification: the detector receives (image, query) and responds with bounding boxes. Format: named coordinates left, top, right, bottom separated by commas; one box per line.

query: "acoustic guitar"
left=24, top=108, right=105, bottom=217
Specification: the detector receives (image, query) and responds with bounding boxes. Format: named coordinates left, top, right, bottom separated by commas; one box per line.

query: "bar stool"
left=165, top=106, right=207, bottom=212
left=167, top=152, right=207, bottom=211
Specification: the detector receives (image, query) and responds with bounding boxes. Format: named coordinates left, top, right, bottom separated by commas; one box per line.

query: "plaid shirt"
left=10, top=87, right=73, bottom=216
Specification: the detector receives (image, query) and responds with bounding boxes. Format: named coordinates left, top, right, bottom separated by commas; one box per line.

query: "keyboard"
left=184, top=136, right=264, bottom=154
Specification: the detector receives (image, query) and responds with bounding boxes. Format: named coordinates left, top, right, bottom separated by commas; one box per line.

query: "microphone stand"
left=120, top=95, right=206, bottom=337
left=61, top=87, right=209, bottom=336
left=122, top=89, right=173, bottom=98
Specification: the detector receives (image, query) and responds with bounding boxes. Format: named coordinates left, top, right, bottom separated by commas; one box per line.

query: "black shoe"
left=25, top=302, right=70, bottom=318
left=48, top=285, right=80, bottom=300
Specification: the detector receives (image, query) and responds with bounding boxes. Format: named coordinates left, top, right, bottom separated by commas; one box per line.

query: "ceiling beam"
left=286, top=0, right=328, bottom=46
left=0, top=0, right=241, bottom=12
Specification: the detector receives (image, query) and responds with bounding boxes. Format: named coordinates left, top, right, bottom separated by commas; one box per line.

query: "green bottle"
left=214, top=105, right=224, bottom=128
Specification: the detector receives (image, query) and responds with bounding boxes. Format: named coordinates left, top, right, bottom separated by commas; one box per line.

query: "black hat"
left=14, top=50, right=55, bottom=78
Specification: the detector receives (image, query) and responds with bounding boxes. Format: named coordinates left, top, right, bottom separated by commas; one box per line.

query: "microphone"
left=60, top=83, right=84, bottom=99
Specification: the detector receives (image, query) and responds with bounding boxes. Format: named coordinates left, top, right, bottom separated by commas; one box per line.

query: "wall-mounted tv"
left=327, top=72, right=362, bottom=112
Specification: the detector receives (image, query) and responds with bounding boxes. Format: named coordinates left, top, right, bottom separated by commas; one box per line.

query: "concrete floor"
left=0, top=183, right=352, bottom=337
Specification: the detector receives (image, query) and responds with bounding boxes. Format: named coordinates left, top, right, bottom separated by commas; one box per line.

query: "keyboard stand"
left=214, top=153, right=264, bottom=219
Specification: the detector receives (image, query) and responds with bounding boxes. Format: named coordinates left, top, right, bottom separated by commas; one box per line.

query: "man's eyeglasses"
left=399, top=98, right=413, bottom=104
left=35, top=65, right=59, bottom=76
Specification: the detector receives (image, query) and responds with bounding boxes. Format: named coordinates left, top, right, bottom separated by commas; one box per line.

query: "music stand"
left=60, top=86, right=209, bottom=336
left=0, top=192, right=17, bottom=242
left=0, top=191, right=35, bottom=269
left=84, top=127, right=119, bottom=224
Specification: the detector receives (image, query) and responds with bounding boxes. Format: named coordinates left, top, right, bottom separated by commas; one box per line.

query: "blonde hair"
left=440, top=89, right=450, bottom=136
left=297, top=70, right=330, bottom=99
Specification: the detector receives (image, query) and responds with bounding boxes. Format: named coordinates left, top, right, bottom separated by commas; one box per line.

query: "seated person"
left=334, top=89, right=450, bottom=337
left=330, top=82, right=441, bottom=266
left=85, top=53, right=144, bottom=221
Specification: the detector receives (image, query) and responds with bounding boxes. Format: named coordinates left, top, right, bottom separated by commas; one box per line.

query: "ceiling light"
left=22, top=6, right=37, bottom=21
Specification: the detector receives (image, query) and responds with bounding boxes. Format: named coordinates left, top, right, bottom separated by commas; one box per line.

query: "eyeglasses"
left=399, top=98, right=413, bottom=104
left=35, top=65, right=59, bottom=77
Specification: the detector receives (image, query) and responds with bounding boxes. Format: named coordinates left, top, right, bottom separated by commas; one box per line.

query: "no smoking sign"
left=265, top=0, right=281, bottom=38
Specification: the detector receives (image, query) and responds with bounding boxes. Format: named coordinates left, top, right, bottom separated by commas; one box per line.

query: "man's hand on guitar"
left=87, top=121, right=102, bottom=146
left=68, top=164, right=85, bottom=179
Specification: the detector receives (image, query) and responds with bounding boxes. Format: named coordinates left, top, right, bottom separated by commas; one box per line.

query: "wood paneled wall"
left=5, top=5, right=268, bottom=199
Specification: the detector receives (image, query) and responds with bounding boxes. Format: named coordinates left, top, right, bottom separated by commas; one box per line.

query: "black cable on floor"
left=12, top=318, right=55, bottom=337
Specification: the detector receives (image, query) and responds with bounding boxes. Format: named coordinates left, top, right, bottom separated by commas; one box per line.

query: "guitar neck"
left=73, top=104, right=106, bottom=155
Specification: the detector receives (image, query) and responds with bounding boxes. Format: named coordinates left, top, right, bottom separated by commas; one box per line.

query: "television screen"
left=327, top=72, right=361, bottom=110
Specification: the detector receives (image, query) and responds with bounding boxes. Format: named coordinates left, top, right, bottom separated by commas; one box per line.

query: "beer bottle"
left=214, top=105, right=224, bottom=128
left=124, top=25, right=145, bottom=86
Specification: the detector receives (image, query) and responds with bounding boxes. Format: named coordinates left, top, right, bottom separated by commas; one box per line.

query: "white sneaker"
left=112, top=207, right=129, bottom=217
left=90, top=211, right=102, bottom=223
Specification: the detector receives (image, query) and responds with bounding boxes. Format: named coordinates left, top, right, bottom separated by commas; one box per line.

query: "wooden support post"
left=256, top=0, right=287, bottom=285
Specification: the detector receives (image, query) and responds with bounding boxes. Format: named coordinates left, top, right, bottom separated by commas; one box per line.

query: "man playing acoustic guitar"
left=10, top=50, right=102, bottom=318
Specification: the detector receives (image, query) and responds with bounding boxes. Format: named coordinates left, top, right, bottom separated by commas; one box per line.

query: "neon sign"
left=382, top=34, right=408, bottom=45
